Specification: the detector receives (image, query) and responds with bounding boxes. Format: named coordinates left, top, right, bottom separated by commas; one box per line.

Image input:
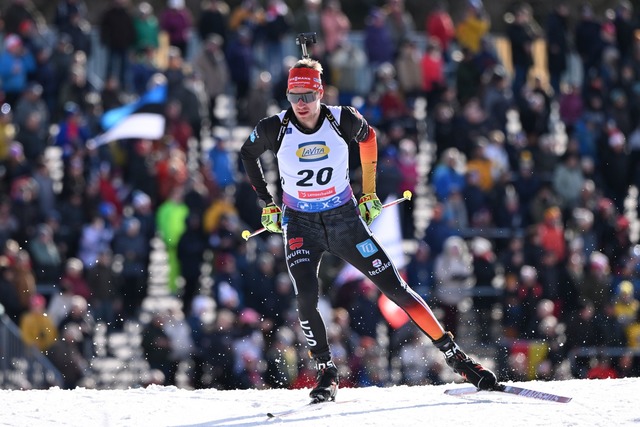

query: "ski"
left=266, top=398, right=358, bottom=419
left=444, top=384, right=572, bottom=403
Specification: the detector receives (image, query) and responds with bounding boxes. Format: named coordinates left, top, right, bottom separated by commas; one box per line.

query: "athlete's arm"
left=240, top=116, right=281, bottom=205
left=339, top=106, right=377, bottom=194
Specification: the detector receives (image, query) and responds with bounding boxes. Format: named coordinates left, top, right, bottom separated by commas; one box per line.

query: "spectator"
left=455, top=1, right=491, bottom=54
left=262, top=0, right=292, bottom=79
left=516, top=265, right=544, bottom=338
left=27, top=223, right=62, bottom=284
left=292, top=0, right=322, bottom=38
left=613, top=280, right=639, bottom=333
left=193, top=34, right=230, bottom=129
left=382, top=0, right=414, bottom=49
left=552, top=153, right=585, bottom=212
left=197, top=0, right=229, bottom=47
left=133, top=2, right=159, bottom=54
left=156, top=187, right=189, bottom=295
left=245, top=71, right=273, bottom=128
left=420, top=37, right=446, bottom=113
left=545, top=3, right=570, bottom=97
left=425, top=2, right=455, bottom=60
left=558, top=84, right=583, bottom=136
left=162, top=306, right=194, bottom=386
left=130, top=48, right=160, bottom=96
left=47, top=327, right=89, bottom=389
left=19, top=293, right=57, bottom=353
left=13, top=82, right=49, bottom=136
left=470, top=237, right=498, bottom=343
left=225, top=27, right=254, bottom=125
left=10, top=177, right=40, bottom=247
left=587, top=356, right=619, bottom=379
left=580, top=251, right=613, bottom=313
left=321, top=0, right=350, bottom=55
left=200, top=308, right=236, bottom=389
left=112, top=217, right=150, bottom=320
left=159, top=0, right=193, bottom=59
left=396, top=138, right=418, bottom=238
left=60, top=8, right=92, bottom=57
left=99, top=0, right=137, bottom=91
left=55, top=0, right=88, bottom=35
left=54, top=101, right=91, bottom=161
left=423, top=202, right=456, bottom=257
left=9, top=249, right=37, bottom=317
left=506, top=3, right=540, bottom=98
left=433, top=236, right=474, bottom=336
left=141, top=313, right=173, bottom=385
left=264, top=326, right=298, bottom=389
left=176, top=213, right=207, bottom=315
left=600, top=127, right=630, bottom=212
left=186, top=294, right=216, bottom=389
left=58, top=295, right=95, bottom=359
left=574, top=4, right=602, bottom=81
left=15, top=110, right=47, bottom=163
left=0, top=34, right=36, bottom=107
left=85, top=249, right=121, bottom=332
left=481, top=66, right=514, bottom=133
left=364, top=8, right=395, bottom=68
left=228, top=0, right=264, bottom=35
left=78, top=215, right=113, bottom=269
left=455, top=48, right=481, bottom=106
left=327, top=39, right=368, bottom=105
left=164, top=99, right=193, bottom=152
left=431, top=147, right=465, bottom=202
left=614, top=4, right=633, bottom=61
left=395, top=39, right=423, bottom=107
left=62, top=257, right=91, bottom=300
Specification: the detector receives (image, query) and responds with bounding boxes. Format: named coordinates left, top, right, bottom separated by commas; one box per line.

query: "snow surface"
left=0, top=378, right=638, bottom=427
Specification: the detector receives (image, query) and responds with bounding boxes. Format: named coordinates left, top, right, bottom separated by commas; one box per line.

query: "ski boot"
left=434, top=331, right=498, bottom=390
left=309, top=356, right=339, bottom=403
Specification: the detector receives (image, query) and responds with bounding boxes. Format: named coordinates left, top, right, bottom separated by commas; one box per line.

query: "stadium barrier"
left=0, top=308, right=64, bottom=389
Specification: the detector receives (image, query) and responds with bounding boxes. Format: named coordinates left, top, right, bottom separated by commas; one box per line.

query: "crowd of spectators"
left=1, top=0, right=640, bottom=390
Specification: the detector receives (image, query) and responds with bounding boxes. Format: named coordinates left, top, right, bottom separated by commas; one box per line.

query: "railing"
left=568, top=346, right=640, bottom=377
left=0, top=308, right=64, bottom=389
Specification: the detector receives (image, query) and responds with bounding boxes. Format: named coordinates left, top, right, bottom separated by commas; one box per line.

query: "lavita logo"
left=296, top=141, right=329, bottom=162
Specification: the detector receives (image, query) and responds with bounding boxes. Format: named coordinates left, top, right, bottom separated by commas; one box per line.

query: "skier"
left=240, top=34, right=497, bottom=403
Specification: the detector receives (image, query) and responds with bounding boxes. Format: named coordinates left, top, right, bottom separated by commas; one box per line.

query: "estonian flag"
left=89, top=83, right=167, bottom=148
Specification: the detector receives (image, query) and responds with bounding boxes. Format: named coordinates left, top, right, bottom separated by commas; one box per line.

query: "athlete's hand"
left=358, top=193, right=383, bottom=225
left=261, top=203, right=283, bottom=233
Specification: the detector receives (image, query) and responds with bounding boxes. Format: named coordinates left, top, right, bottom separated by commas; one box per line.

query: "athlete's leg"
left=324, top=203, right=445, bottom=340
left=284, top=210, right=339, bottom=401
left=325, top=203, right=497, bottom=390
left=283, top=211, right=331, bottom=358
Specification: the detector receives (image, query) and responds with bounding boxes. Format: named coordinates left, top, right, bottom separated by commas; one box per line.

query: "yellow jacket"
left=456, top=15, right=490, bottom=54
left=20, top=312, right=58, bottom=352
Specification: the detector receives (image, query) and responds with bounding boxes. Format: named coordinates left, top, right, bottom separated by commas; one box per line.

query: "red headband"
left=288, top=67, right=322, bottom=91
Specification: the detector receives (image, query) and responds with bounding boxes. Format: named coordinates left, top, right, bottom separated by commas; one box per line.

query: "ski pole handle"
left=241, top=228, right=265, bottom=241
left=241, top=190, right=413, bottom=241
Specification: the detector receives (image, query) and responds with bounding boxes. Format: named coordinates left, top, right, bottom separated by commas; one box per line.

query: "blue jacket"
left=0, top=51, right=35, bottom=94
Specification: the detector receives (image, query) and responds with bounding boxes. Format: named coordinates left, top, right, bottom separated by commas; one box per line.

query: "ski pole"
left=241, top=190, right=413, bottom=241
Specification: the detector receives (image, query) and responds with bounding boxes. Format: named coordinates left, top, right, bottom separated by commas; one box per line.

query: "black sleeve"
left=338, top=106, right=370, bottom=143
left=240, top=115, right=282, bottom=205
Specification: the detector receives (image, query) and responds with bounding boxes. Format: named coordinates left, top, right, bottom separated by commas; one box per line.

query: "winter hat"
left=132, top=191, right=151, bottom=209
left=4, top=34, right=22, bottom=51
left=30, top=294, right=46, bottom=309
left=618, top=280, right=634, bottom=296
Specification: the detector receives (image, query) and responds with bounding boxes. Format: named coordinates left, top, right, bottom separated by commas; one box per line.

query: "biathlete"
left=240, top=49, right=497, bottom=402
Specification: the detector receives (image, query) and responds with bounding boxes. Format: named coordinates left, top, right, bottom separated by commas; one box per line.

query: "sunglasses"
left=287, top=91, right=318, bottom=104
